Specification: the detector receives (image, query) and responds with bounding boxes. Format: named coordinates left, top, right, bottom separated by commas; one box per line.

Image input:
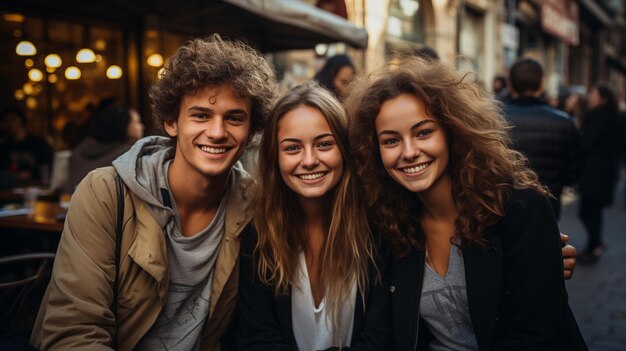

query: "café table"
left=0, top=201, right=66, bottom=234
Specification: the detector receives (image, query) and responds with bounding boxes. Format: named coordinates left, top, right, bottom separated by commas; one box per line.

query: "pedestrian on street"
left=578, top=83, right=621, bottom=261
left=346, top=57, right=587, bottom=350
left=314, top=54, right=355, bottom=100
left=237, top=82, right=392, bottom=350
left=503, top=57, right=582, bottom=219
left=30, top=34, right=277, bottom=351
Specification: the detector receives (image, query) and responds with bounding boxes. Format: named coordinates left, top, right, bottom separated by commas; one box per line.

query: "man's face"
left=165, top=84, right=252, bottom=180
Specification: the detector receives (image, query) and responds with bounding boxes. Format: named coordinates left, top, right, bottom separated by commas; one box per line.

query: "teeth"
left=298, top=173, right=326, bottom=180
left=200, top=146, right=227, bottom=154
left=402, top=163, right=429, bottom=174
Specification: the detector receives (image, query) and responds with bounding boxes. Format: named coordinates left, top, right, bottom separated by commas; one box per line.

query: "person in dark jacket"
left=503, top=58, right=581, bottom=219
left=237, top=82, right=392, bottom=350
left=64, top=105, right=144, bottom=193
left=0, top=107, right=53, bottom=187
left=346, top=57, right=587, bottom=351
left=578, top=83, right=620, bottom=261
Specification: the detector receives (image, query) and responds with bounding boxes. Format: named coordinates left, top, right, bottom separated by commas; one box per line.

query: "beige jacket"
left=31, top=165, right=252, bottom=350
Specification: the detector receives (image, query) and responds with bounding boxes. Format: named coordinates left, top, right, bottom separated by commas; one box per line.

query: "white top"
left=291, top=252, right=356, bottom=351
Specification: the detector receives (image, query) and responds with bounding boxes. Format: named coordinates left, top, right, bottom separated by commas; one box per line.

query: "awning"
left=1, top=0, right=369, bottom=52
left=217, top=0, right=368, bottom=51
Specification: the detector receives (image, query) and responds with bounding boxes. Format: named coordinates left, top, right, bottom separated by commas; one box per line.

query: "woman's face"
left=375, top=93, right=450, bottom=195
left=127, top=109, right=145, bottom=142
left=277, top=105, right=344, bottom=202
left=333, top=66, right=355, bottom=98
left=587, top=88, right=603, bottom=110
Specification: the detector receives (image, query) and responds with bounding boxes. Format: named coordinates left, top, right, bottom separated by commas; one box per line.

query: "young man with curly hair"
left=31, top=34, right=277, bottom=351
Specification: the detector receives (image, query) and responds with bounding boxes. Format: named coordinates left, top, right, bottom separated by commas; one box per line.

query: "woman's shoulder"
left=505, top=187, right=551, bottom=211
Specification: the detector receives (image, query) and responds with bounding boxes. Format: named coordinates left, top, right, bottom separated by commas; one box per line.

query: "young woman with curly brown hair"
left=236, top=82, right=392, bottom=350
left=345, top=58, right=587, bottom=351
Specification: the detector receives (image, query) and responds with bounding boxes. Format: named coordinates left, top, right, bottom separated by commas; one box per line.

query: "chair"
left=0, top=253, right=55, bottom=349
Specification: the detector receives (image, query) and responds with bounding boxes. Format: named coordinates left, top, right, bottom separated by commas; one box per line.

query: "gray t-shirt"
left=136, top=161, right=229, bottom=351
left=419, top=245, right=479, bottom=351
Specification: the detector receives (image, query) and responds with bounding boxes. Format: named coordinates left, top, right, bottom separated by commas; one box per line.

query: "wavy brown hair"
left=149, top=34, right=276, bottom=139
left=255, top=82, right=375, bottom=325
left=345, top=58, right=546, bottom=256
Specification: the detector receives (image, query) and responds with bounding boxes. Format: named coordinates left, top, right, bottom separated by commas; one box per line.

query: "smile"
left=401, top=162, right=431, bottom=174
left=200, top=145, right=229, bottom=154
left=297, top=172, right=327, bottom=180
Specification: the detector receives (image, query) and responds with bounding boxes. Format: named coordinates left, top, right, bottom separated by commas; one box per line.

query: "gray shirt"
left=419, top=245, right=478, bottom=351
left=135, top=160, right=229, bottom=351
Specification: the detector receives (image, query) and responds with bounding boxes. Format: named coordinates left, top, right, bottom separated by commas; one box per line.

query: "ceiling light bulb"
left=76, top=48, right=95, bottom=63
left=16, top=41, right=36, bottom=56
left=65, top=66, right=81, bottom=80
left=28, top=68, right=43, bottom=82
left=45, top=54, right=62, bottom=68
left=106, top=65, right=123, bottom=79
left=147, top=53, right=164, bottom=67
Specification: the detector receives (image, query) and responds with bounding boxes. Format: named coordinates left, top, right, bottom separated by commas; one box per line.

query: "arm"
left=32, top=169, right=120, bottom=350
left=236, top=232, right=293, bottom=351
left=560, top=233, right=576, bottom=280
left=495, top=190, right=567, bottom=350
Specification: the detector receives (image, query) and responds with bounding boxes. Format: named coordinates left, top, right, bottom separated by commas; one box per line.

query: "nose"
left=401, top=138, right=420, bottom=161
left=206, top=117, right=227, bottom=141
left=301, top=147, right=319, bottom=169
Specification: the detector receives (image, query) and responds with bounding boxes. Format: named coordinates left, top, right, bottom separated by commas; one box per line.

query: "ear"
left=163, top=119, right=178, bottom=137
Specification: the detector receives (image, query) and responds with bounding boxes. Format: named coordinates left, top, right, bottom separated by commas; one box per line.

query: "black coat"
left=390, top=189, right=587, bottom=351
left=579, top=106, right=620, bottom=205
left=503, top=97, right=581, bottom=199
left=236, top=227, right=393, bottom=351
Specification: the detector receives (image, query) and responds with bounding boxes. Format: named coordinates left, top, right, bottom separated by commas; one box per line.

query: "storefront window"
left=387, top=0, right=426, bottom=43
left=1, top=13, right=127, bottom=147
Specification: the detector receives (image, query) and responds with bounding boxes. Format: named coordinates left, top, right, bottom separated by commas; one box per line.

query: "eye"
left=225, top=115, right=245, bottom=124
left=283, top=144, right=300, bottom=153
left=381, top=138, right=399, bottom=146
left=317, top=140, right=334, bottom=149
left=416, top=129, right=433, bottom=138
left=191, top=113, right=210, bottom=119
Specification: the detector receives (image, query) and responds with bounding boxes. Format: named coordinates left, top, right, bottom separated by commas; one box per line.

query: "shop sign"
left=541, top=0, right=579, bottom=45
left=501, top=23, right=519, bottom=50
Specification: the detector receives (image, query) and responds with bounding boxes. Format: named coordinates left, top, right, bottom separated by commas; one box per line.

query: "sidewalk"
left=560, top=169, right=626, bottom=351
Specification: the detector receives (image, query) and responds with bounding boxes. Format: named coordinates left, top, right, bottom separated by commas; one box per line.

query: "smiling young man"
left=31, top=35, right=276, bottom=351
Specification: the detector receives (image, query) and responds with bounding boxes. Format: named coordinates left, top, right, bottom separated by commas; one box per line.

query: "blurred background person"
left=503, top=58, right=581, bottom=219
left=412, top=45, right=439, bottom=61
left=578, top=83, right=621, bottom=262
left=64, top=104, right=144, bottom=193
left=313, top=54, right=355, bottom=99
left=563, top=91, right=587, bottom=129
left=492, top=74, right=510, bottom=102
left=0, top=107, right=53, bottom=188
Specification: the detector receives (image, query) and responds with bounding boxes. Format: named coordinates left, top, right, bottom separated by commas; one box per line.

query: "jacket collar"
left=463, top=230, right=503, bottom=351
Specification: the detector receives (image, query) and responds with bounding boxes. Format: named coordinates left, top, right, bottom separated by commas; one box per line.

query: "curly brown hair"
left=345, top=58, right=546, bottom=256
left=149, top=34, right=277, bottom=137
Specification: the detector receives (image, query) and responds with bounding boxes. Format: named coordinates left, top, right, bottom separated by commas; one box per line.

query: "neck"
left=417, top=173, right=458, bottom=222
left=167, top=159, right=229, bottom=213
left=300, top=197, right=328, bottom=258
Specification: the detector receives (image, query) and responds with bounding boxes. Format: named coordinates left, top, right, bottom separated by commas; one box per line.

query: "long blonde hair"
left=254, top=82, right=375, bottom=324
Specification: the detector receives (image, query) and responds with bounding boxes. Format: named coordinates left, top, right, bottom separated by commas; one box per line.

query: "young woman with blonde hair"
left=236, top=82, right=392, bottom=350
left=346, top=58, right=587, bottom=350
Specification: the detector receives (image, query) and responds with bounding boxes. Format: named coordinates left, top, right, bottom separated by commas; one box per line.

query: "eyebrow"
left=377, top=119, right=436, bottom=138
left=279, top=133, right=334, bottom=144
left=187, top=106, right=249, bottom=116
